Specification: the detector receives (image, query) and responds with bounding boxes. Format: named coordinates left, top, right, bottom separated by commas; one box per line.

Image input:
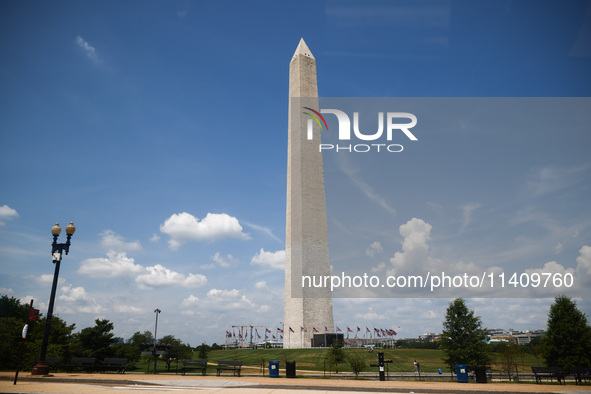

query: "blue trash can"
left=269, top=360, right=280, bottom=378
left=455, top=364, right=468, bottom=383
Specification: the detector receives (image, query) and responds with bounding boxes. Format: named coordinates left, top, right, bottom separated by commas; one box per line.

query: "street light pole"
left=32, top=222, right=76, bottom=376
left=153, top=308, right=161, bottom=374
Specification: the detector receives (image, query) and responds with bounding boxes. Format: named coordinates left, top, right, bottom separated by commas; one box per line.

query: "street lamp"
left=32, top=222, right=76, bottom=376
left=153, top=308, right=161, bottom=374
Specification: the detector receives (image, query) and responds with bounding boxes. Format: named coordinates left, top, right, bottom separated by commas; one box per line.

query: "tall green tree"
left=541, top=295, right=591, bottom=373
left=72, top=319, right=117, bottom=359
left=0, top=296, right=31, bottom=370
left=440, top=298, right=491, bottom=370
left=160, top=335, right=193, bottom=371
left=325, top=339, right=346, bottom=373
left=0, top=295, right=30, bottom=320
left=195, top=343, right=209, bottom=360
left=347, top=352, right=367, bottom=378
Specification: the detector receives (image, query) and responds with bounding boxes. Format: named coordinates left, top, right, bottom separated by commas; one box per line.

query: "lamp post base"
left=31, top=362, right=50, bottom=375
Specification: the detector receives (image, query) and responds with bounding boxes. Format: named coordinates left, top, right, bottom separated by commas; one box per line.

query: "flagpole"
left=301, top=328, right=303, bottom=349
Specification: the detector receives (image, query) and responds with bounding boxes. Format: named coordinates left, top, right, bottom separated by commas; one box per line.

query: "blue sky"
left=1, top=0, right=590, bottom=346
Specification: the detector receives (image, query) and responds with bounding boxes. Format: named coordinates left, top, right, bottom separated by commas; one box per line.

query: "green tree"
left=160, top=335, right=193, bottom=371
left=440, top=298, right=491, bottom=370
left=325, top=339, right=346, bottom=373
left=27, top=315, right=76, bottom=367
left=0, top=295, right=75, bottom=370
left=127, top=331, right=153, bottom=363
left=0, top=296, right=31, bottom=370
left=497, top=343, right=519, bottom=381
left=72, top=319, right=117, bottom=359
left=347, top=352, right=367, bottom=378
left=0, top=295, right=30, bottom=320
left=195, top=343, right=209, bottom=360
left=541, top=295, right=591, bottom=373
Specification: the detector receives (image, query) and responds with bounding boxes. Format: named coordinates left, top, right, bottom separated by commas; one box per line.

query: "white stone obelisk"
left=284, top=38, right=334, bottom=349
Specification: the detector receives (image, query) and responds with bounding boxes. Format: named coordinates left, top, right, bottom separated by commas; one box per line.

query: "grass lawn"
left=134, top=347, right=544, bottom=375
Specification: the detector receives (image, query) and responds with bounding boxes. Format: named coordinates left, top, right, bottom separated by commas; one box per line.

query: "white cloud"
left=354, top=307, right=387, bottom=321
left=254, top=281, right=267, bottom=289
left=33, top=274, right=67, bottom=286
left=136, top=264, right=207, bottom=289
left=113, top=305, right=145, bottom=314
left=576, top=245, right=591, bottom=284
left=160, top=212, right=250, bottom=250
left=459, top=203, right=480, bottom=233
left=0, top=204, right=18, bottom=226
left=213, top=252, right=238, bottom=267
left=200, top=252, right=239, bottom=270
left=182, top=294, right=200, bottom=306
left=243, top=222, right=282, bottom=243
left=388, top=218, right=432, bottom=276
left=204, top=288, right=256, bottom=311
left=250, top=248, right=285, bottom=270
left=523, top=164, right=589, bottom=198
left=75, top=36, right=102, bottom=65
left=337, top=156, right=396, bottom=216
left=365, top=241, right=383, bottom=257
left=100, top=230, right=142, bottom=252
left=59, top=284, right=89, bottom=302
left=78, top=251, right=144, bottom=278
left=150, top=234, right=160, bottom=242
left=0, top=287, right=14, bottom=294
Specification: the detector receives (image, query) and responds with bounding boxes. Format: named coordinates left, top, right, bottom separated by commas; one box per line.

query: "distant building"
left=484, top=328, right=544, bottom=345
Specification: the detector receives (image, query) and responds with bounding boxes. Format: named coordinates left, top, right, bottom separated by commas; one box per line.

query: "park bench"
left=101, top=358, right=128, bottom=373
left=571, top=367, right=591, bottom=384
left=67, top=357, right=97, bottom=373
left=531, top=366, right=564, bottom=384
left=181, top=359, right=208, bottom=375
left=216, top=360, right=243, bottom=376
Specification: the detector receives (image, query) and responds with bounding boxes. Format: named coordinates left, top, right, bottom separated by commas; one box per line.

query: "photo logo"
left=303, top=107, right=418, bottom=153
left=302, top=107, right=329, bottom=140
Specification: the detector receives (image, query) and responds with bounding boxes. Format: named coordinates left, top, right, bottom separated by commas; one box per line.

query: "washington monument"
left=284, top=38, right=334, bottom=348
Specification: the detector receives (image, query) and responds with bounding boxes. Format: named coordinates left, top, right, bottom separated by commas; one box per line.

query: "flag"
left=313, top=327, right=319, bottom=333
left=273, top=335, right=276, bottom=340
left=336, top=326, right=342, bottom=332
left=278, top=328, right=284, bottom=333
left=325, top=326, right=329, bottom=332
left=393, top=330, right=397, bottom=336
left=28, top=308, right=39, bottom=321
left=347, top=327, right=353, bottom=332
left=266, top=328, right=272, bottom=333
left=366, top=327, right=370, bottom=333
left=357, top=326, right=361, bottom=332
left=289, top=327, right=295, bottom=333
left=301, top=327, right=307, bottom=332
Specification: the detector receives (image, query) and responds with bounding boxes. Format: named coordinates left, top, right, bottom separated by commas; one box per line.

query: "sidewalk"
left=1, top=372, right=590, bottom=394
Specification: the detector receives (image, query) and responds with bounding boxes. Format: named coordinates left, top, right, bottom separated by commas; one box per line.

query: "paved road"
left=1, top=372, right=590, bottom=394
